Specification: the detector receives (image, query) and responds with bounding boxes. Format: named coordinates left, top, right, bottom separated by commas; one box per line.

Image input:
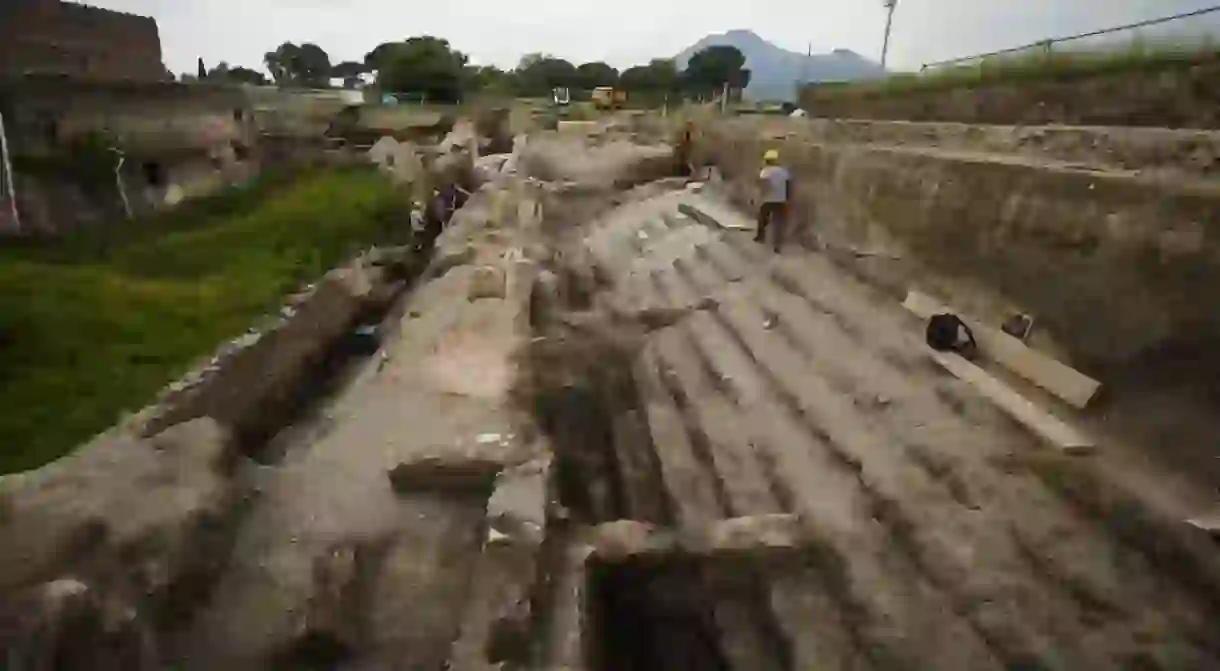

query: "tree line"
left=189, top=37, right=751, bottom=104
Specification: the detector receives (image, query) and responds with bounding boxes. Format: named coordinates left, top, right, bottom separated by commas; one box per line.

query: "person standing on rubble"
left=755, top=149, right=791, bottom=252
left=673, top=120, right=696, bottom=177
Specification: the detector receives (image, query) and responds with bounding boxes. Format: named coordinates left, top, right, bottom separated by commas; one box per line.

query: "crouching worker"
left=755, top=149, right=791, bottom=252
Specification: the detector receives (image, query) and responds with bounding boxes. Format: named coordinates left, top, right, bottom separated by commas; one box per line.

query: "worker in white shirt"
left=755, top=149, right=791, bottom=252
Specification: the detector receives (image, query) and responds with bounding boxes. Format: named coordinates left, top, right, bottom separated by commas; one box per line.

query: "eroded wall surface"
left=699, top=117, right=1220, bottom=371
left=0, top=0, right=165, bottom=82
left=803, top=56, right=1220, bottom=130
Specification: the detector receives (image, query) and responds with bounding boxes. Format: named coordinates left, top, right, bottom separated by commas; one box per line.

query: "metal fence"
left=921, top=5, right=1220, bottom=72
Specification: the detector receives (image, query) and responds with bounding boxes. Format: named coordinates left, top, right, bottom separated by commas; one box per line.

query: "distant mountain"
left=674, top=29, right=884, bottom=101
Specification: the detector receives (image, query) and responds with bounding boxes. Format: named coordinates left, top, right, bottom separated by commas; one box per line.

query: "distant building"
left=0, top=0, right=167, bottom=82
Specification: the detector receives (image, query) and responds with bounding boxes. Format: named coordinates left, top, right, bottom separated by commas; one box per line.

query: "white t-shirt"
left=759, top=166, right=790, bottom=204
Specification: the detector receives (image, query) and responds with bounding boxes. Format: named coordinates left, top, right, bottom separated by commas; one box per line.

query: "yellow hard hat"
left=763, top=149, right=780, bottom=163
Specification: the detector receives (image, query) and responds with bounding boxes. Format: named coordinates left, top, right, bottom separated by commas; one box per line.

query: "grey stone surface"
left=0, top=419, right=237, bottom=669
left=486, top=455, right=550, bottom=546
left=0, top=419, right=233, bottom=594
left=468, top=264, right=508, bottom=301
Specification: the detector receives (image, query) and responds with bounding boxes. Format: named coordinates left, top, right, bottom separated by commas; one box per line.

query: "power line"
left=923, top=3, right=1220, bottom=70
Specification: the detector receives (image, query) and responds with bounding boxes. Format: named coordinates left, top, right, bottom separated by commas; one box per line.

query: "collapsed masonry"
left=6, top=117, right=1220, bottom=671
left=0, top=128, right=687, bottom=669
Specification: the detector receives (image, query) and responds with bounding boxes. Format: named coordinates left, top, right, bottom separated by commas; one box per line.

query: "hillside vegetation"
left=810, top=40, right=1220, bottom=99
left=0, top=168, right=408, bottom=473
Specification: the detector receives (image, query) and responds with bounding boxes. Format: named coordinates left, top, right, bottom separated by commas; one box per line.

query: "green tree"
left=619, top=65, right=649, bottom=91
left=377, top=36, right=469, bottom=103
left=296, top=43, right=332, bottom=86
left=515, top=54, right=578, bottom=96
left=646, top=59, right=680, bottom=92
left=576, top=62, right=619, bottom=90
left=729, top=67, right=752, bottom=94
left=332, top=60, right=367, bottom=88
left=683, top=45, right=749, bottom=98
left=205, top=61, right=269, bottom=85
left=227, top=66, right=269, bottom=86
left=331, top=61, right=366, bottom=78
left=465, top=64, right=512, bottom=95
left=517, top=53, right=545, bottom=71
left=263, top=42, right=332, bottom=87
left=206, top=61, right=229, bottom=79
left=620, top=59, right=680, bottom=96
left=364, top=43, right=404, bottom=72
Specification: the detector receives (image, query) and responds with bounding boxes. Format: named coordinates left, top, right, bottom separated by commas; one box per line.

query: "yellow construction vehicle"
left=591, top=86, right=627, bottom=110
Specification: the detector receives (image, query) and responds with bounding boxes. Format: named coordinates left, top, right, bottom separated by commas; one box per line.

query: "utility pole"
left=794, top=42, right=812, bottom=109
left=881, top=0, right=898, bottom=69
left=0, top=111, right=20, bottom=233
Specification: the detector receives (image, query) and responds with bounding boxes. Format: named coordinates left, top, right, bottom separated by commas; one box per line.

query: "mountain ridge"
left=674, top=29, right=884, bottom=101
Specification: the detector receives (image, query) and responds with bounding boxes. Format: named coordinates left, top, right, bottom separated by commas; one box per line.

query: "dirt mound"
left=520, top=135, right=674, bottom=188
left=0, top=419, right=240, bottom=669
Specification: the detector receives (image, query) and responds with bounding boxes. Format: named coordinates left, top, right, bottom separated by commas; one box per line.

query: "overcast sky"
left=83, top=0, right=1220, bottom=75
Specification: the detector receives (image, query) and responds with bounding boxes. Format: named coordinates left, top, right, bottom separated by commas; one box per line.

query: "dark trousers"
left=673, top=148, right=692, bottom=177
left=756, top=202, right=787, bottom=251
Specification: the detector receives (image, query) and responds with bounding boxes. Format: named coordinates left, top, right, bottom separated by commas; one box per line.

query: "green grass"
left=0, top=168, right=410, bottom=473
left=808, top=38, right=1220, bottom=100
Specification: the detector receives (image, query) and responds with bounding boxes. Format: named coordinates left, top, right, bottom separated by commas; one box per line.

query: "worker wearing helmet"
left=756, top=149, right=791, bottom=252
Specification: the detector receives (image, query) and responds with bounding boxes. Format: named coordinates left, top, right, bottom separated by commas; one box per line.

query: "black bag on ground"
left=926, top=313, right=978, bottom=357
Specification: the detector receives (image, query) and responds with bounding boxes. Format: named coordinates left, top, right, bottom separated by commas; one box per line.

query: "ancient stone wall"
left=0, top=77, right=252, bottom=156
left=0, top=0, right=165, bottom=82
left=0, top=77, right=261, bottom=235
left=697, top=117, right=1220, bottom=373
left=136, top=262, right=382, bottom=439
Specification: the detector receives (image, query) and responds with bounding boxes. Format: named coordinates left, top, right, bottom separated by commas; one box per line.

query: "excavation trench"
left=587, top=559, right=732, bottom=670
left=155, top=190, right=482, bottom=669
left=522, top=238, right=792, bottom=671
left=236, top=228, right=440, bottom=464
left=524, top=322, right=744, bottom=671
left=239, top=297, right=408, bottom=465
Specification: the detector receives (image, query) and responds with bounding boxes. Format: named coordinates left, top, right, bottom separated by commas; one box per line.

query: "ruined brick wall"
left=0, top=0, right=166, bottom=82
left=1, top=77, right=252, bottom=155
left=0, top=77, right=260, bottom=236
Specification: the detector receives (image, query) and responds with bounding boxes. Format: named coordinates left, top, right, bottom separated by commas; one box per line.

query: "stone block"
left=387, top=456, right=503, bottom=494
left=468, top=265, right=507, bottom=301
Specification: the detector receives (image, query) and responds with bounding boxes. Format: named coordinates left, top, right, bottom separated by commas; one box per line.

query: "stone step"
left=709, top=281, right=1105, bottom=668
left=687, top=198, right=1220, bottom=667
left=632, top=343, right=726, bottom=529
left=587, top=515, right=801, bottom=562
left=646, top=271, right=1001, bottom=670
left=730, top=247, right=1220, bottom=665
left=653, top=326, right=783, bottom=518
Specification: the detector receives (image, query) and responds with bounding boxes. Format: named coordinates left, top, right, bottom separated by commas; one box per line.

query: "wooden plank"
left=677, top=201, right=753, bottom=231
left=903, top=290, right=1101, bottom=408
left=930, top=349, right=1095, bottom=454
left=1186, top=508, right=1220, bottom=533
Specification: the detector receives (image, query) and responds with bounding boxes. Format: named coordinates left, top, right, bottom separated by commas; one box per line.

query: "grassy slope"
left=0, top=168, right=408, bottom=473
left=810, top=42, right=1220, bottom=99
